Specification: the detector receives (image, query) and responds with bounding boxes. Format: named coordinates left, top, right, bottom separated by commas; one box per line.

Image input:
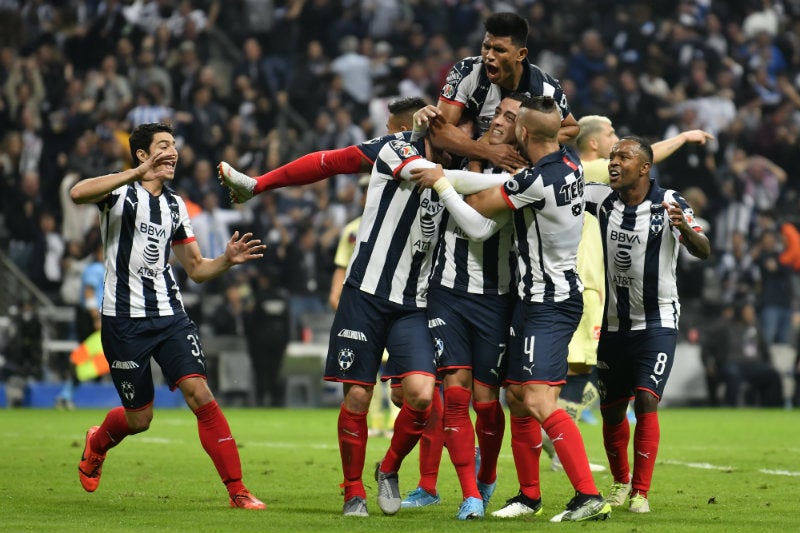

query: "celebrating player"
left=583, top=137, right=710, bottom=513
left=71, top=123, right=267, bottom=510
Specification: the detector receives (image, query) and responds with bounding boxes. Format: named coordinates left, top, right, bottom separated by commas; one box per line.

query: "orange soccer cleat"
left=78, top=426, right=106, bottom=492
left=229, top=489, right=267, bottom=510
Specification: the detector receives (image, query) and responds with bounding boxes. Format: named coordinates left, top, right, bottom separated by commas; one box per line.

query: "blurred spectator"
left=29, top=210, right=65, bottom=300
left=717, top=230, right=760, bottom=305
left=281, top=222, right=330, bottom=340
left=753, top=227, right=795, bottom=345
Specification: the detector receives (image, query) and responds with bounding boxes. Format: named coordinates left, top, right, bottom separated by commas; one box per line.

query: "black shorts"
left=427, top=286, right=512, bottom=388
left=324, top=285, right=437, bottom=385
left=101, top=314, right=206, bottom=410
left=505, top=294, right=583, bottom=386
left=597, top=327, right=677, bottom=407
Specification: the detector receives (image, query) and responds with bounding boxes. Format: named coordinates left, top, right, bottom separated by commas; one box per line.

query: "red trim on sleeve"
left=392, top=155, right=422, bottom=179
left=562, top=156, right=578, bottom=171
left=438, top=96, right=465, bottom=108
left=500, top=185, right=517, bottom=210
left=172, top=236, right=196, bottom=246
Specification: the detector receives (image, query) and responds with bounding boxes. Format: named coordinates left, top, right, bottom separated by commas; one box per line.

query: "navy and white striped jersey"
left=584, top=179, right=704, bottom=331
left=429, top=166, right=515, bottom=295
left=355, top=130, right=413, bottom=165
left=345, top=138, right=444, bottom=308
left=501, top=145, right=584, bottom=303
left=97, top=181, right=194, bottom=318
left=440, top=57, right=571, bottom=136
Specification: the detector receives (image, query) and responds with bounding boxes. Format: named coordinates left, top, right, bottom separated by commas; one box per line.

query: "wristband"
left=432, top=177, right=454, bottom=195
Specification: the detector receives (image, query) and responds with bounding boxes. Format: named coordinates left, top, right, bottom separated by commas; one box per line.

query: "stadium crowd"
left=1, top=0, right=799, bottom=407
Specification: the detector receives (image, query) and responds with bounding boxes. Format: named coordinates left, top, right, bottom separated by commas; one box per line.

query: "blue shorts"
left=101, top=313, right=206, bottom=410
left=427, top=286, right=512, bottom=388
left=505, top=293, right=583, bottom=385
left=324, top=286, right=437, bottom=385
left=597, top=328, right=677, bottom=407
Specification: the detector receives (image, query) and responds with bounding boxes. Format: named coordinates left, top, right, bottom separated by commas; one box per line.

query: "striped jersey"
left=501, top=145, right=585, bottom=303
left=345, top=138, right=444, bottom=308
left=440, top=57, right=571, bottom=136
left=584, top=179, right=704, bottom=331
left=429, top=166, right=515, bottom=295
left=97, top=181, right=195, bottom=318
left=355, top=130, right=413, bottom=165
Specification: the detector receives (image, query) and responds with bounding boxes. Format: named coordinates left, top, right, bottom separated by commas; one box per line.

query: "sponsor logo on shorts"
left=428, top=317, right=446, bottom=328
left=111, top=360, right=140, bottom=370
left=337, top=329, right=367, bottom=342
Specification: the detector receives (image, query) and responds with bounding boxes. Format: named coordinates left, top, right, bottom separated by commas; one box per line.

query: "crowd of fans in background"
left=1, top=0, right=800, bottom=407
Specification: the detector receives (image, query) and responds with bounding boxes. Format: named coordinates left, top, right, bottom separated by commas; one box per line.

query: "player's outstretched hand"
left=412, top=105, right=443, bottom=132
left=486, top=143, right=527, bottom=173
left=410, top=165, right=445, bottom=190
left=139, top=151, right=176, bottom=182
left=225, top=232, right=266, bottom=264
left=682, top=130, right=714, bottom=145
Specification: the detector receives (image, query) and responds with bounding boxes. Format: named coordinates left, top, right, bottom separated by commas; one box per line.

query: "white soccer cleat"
left=606, top=480, right=632, bottom=506
left=218, top=161, right=256, bottom=203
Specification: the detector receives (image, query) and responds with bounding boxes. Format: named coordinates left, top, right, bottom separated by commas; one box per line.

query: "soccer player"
left=418, top=94, right=524, bottom=519
left=583, top=136, right=710, bottom=513
left=431, top=12, right=579, bottom=170
left=546, top=117, right=715, bottom=466
left=323, top=110, right=458, bottom=518
left=217, top=96, right=440, bottom=202
left=412, top=96, right=611, bottom=523
left=71, top=123, right=267, bottom=510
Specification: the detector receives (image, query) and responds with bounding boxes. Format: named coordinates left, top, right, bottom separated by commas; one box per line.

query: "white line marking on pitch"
left=664, top=460, right=800, bottom=476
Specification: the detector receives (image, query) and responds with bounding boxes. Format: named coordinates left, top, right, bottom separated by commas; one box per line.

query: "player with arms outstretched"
left=71, top=123, right=267, bottom=510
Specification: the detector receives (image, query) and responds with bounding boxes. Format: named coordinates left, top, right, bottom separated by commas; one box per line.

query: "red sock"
left=253, top=146, right=366, bottom=193
left=194, top=400, right=244, bottom=495
left=602, top=417, right=631, bottom=484
left=443, top=386, right=480, bottom=499
left=92, top=406, right=132, bottom=454
left=417, top=387, right=444, bottom=495
left=509, top=416, right=542, bottom=500
left=380, top=401, right=431, bottom=473
left=632, top=412, right=660, bottom=498
left=473, top=399, right=505, bottom=485
left=543, top=409, right=597, bottom=495
left=338, top=405, right=368, bottom=500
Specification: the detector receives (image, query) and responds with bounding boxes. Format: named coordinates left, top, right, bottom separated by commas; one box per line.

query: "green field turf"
left=1, top=406, right=797, bottom=533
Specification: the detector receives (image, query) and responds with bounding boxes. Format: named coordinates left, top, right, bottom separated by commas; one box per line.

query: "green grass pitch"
left=1, top=406, right=797, bottom=532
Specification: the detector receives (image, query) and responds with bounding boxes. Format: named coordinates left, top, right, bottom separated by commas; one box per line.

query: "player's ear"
left=136, top=148, right=148, bottom=164
left=516, top=46, right=528, bottom=62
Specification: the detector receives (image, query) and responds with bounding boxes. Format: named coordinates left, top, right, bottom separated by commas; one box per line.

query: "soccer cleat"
left=606, top=480, right=632, bottom=506
left=375, top=463, right=401, bottom=515
left=477, top=479, right=496, bottom=510
left=343, top=496, right=369, bottom=517
left=218, top=161, right=256, bottom=203
left=78, top=426, right=106, bottom=492
left=628, top=492, right=650, bottom=513
left=400, top=487, right=440, bottom=508
left=490, top=491, right=543, bottom=518
left=229, top=489, right=266, bottom=510
left=456, top=496, right=484, bottom=520
left=551, top=454, right=607, bottom=472
left=549, top=492, right=611, bottom=522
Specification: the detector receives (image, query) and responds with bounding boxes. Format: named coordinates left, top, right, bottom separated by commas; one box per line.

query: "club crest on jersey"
left=338, top=348, right=355, bottom=371
left=650, top=211, right=665, bottom=235
left=389, top=139, right=418, bottom=159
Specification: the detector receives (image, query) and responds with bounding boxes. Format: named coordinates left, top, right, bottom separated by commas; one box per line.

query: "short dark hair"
left=618, top=135, right=654, bottom=164
left=129, top=123, right=173, bottom=163
left=520, top=95, right=557, bottom=113
left=387, top=96, right=427, bottom=116
left=484, top=12, right=529, bottom=48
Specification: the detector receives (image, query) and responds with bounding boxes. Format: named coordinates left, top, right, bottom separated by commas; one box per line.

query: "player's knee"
left=125, top=411, right=153, bottom=433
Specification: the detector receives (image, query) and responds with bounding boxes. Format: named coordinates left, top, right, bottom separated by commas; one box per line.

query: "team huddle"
left=73, top=11, right=710, bottom=522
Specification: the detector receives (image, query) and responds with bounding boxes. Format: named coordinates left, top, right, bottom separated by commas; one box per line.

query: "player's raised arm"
left=172, top=231, right=266, bottom=283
